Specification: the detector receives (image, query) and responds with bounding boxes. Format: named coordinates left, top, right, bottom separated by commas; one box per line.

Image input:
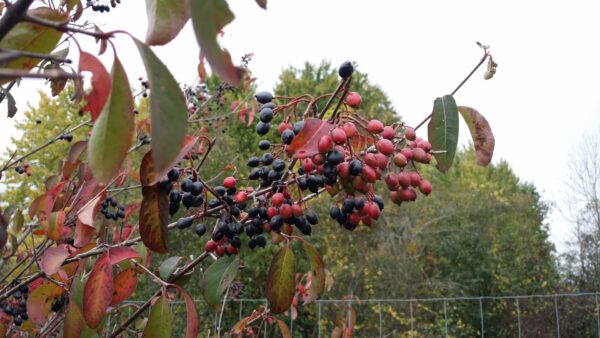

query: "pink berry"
left=223, top=176, right=236, bottom=189
left=376, top=139, right=394, bottom=156
left=317, top=135, right=333, bottom=153
left=419, top=179, right=432, bottom=195
left=381, top=126, right=395, bottom=139
left=393, top=153, right=407, bottom=167
left=331, top=128, right=347, bottom=144
left=404, top=127, right=417, bottom=141
left=367, top=120, right=384, bottom=134
left=342, top=122, right=357, bottom=138
left=345, top=91, right=362, bottom=108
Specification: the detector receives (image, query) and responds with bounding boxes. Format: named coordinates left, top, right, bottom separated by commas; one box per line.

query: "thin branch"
left=0, top=48, right=71, bottom=64
left=0, top=0, right=35, bottom=41
left=23, top=13, right=116, bottom=39
left=0, top=68, right=81, bottom=80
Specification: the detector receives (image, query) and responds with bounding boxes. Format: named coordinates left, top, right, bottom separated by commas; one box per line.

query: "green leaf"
left=266, top=244, right=296, bottom=314
left=133, top=38, right=187, bottom=178
left=0, top=7, right=66, bottom=85
left=8, top=208, right=24, bottom=234
left=201, top=255, right=239, bottom=311
left=427, top=95, right=459, bottom=172
left=88, top=57, right=134, bottom=184
left=458, top=106, right=495, bottom=166
left=145, top=0, right=190, bottom=45
left=190, top=0, right=244, bottom=85
left=302, top=242, right=325, bottom=305
left=159, top=256, right=182, bottom=281
left=142, top=295, right=172, bottom=338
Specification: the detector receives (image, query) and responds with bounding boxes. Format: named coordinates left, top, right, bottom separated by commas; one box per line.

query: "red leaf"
left=74, top=222, right=94, bottom=247
left=79, top=52, right=110, bottom=121
left=286, top=118, right=335, bottom=159
left=110, top=268, right=137, bottom=305
left=77, top=193, right=104, bottom=227
left=108, top=247, right=140, bottom=265
left=40, top=246, right=69, bottom=276
left=83, top=253, right=113, bottom=328
left=42, top=210, right=65, bottom=241
left=170, top=285, right=199, bottom=338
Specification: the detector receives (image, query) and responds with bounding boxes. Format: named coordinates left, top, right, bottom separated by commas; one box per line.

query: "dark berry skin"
left=293, top=121, right=305, bottom=134
left=182, top=192, right=195, bottom=208
left=349, top=160, right=363, bottom=176
left=258, top=140, right=271, bottom=150
left=176, top=216, right=194, bottom=229
left=306, top=211, right=319, bottom=225
left=272, top=159, right=286, bottom=172
left=261, top=153, right=274, bottom=165
left=326, top=150, right=344, bottom=165
left=255, top=235, right=267, bottom=247
left=261, top=102, right=276, bottom=110
left=259, top=108, right=274, bottom=123
left=167, top=168, right=180, bottom=182
left=338, top=61, right=354, bottom=79
left=373, top=195, right=385, bottom=210
left=248, top=238, right=257, bottom=249
left=256, top=121, right=270, bottom=135
left=248, top=156, right=260, bottom=167
left=191, top=182, right=204, bottom=196
left=329, top=206, right=342, bottom=220
left=180, top=179, right=193, bottom=192
left=281, top=129, right=295, bottom=144
left=342, top=199, right=355, bottom=214
left=194, top=223, right=207, bottom=237
left=255, top=91, right=273, bottom=104
left=169, top=190, right=182, bottom=204
left=249, top=168, right=260, bottom=180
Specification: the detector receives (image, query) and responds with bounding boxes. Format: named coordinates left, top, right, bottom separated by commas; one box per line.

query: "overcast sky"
left=2, top=0, right=600, bottom=252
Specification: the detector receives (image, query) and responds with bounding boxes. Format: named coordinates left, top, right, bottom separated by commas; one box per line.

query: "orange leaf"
left=108, top=247, right=140, bottom=265
left=83, top=253, right=113, bottom=328
left=42, top=211, right=65, bottom=241
left=110, top=268, right=137, bottom=305
left=40, top=246, right=69, bottom=276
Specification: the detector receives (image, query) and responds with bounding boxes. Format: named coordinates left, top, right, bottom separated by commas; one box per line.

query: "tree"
left=0, top=1, right=499, bottom=337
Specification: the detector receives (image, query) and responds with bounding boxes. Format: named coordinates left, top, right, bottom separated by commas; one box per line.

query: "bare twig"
left=0, top=48, right=71, bottom=64
left=0, top=0, right=34, bottom=41
left=0, top=68, right=81, bottom=80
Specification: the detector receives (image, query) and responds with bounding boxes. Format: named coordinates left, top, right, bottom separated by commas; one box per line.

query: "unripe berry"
left=302, top=158, right=315, bottom=173
left=348, top=212, right=361, bottom=225
left=205, top=240, right=218, bottom=252
left=390, top=190, right=403, bottom=206
left=376, top=139, right=394, bottom=156
left=397, top=171, right=411, bottom=188
left=267, top=207, right=279, bottom=219
left=223, top=176, right=237, bottom=189
left=226, top=244, right=238, bottom=255
left=381, top=126, right=395, bottom=140
left=337, top=161, right=351, bottom=178
left=399, top=188, right=417, bottom=202
left=384, top=173, right=399, bottom=190
left=278, top=122, right=292, bottom=135
left=404, top=127, right=417, bottom=141
left=361, top=165, right=377, bottom=183
left=367, top=120, right=384, bottom=134
left=279, top=204, right=292, bottom=219
left=400, top=148, right=413, bottom=160
left=271, top=193, right=284, bottom=206
left=367, top=203, right=380, bottom=220
left=393, top=153, right=408, bottom=167
left=345, top=92, right=362, bottom=108
left=317, top=135, right=333, bottom=153
left=410, top=172, right=422, bottom=187
left=364, top=153, right=378, bottom=168
left=312, top=153, right=325, bottom=165
left=292, top=204, right=304, bottom=217
left=331, top=128, right=347, bottom=144
left=361, top=215, right=373, bottom=226
left=376, top=154, right=389, bottom=170
left=215, top=245, right=225, bottom=257
left=419, top=179, right=433, bottom=195
left=235, top=191, right=248, bottom=203
left=418, top=140, right=432, bottom=153
left=342, top=122, right=357, bottom=138
left=412, top=147, right=428, bottom=163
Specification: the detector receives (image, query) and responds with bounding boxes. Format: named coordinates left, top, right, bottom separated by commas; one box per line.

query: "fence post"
left=516, top=298, right=521, bottom=338
left=554, top=296, right=560, bottom=338
left=479, top=298, right=484, bottom=338
left=378, top=300, right=383, bottom=338
left=443, top=300, right=448, bottom=338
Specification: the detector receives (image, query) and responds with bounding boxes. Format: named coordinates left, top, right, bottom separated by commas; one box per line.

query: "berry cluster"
left=14, top=162, right=31, bottom=176
left=86, top=0, right=120, bottom=12
left=167, top=168, right=205, bottom=215
left=100, top=196, right=125, bottom=221
left=1, top=283, right=29, bottom=327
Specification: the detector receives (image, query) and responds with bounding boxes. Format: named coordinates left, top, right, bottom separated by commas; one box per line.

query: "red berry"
left=361, top=165, right=377, bottom=182
left=412, top=148, right=428, bottom=163
left=397, top=172, right=411, bottom=188
left=409, top=172, right=421, bottom=187
left=381, top=126, right=395, bottom=139
left=317, top=135, right=333, bottom=153
left=345, top=91, right=362, bottom=108
left=399, top=188, right=417, bottom=201
left=235, top=191, right=248, bottom=203
left=302, top=158, right=315, bottom=173
left=375, top=153, right=388, bottom=169
left=400, top=148, right=413, bottom=160
left=418, top=140, right=432, bottom=153
left=204, top=240, right=218, bottom=252
left=267, top=206, right=279, bottom=219
left=384, top=173, right=399, bottom=190
left=376, top=139, right=394, bottom=156
left=393, top=153, right=408, bottom=167
left=271, top=193, right=284, bottom=206
left=279, top=204, right=293, bottom=219
left=223, top=176, right=237, bottom=189
left=367, top=203, right=380, bottom=220
left=312, top=153, right=325, bottom=165
left=226, top=244, right=238, bottom=255
left=367, top=120, right=384, bottom=134
left=364, top=153, right=378, bottom=168
left=331, top=128, right=347, bottom=145
left=215, top=245, right=225, bottom=257
left=292, top=204, right=304, bottom=217
left=342, top=122, right=357, bottom=138
left=404, top=127, right=417, bottom=141
left=419, top=179, right=432, bottom=195
left=390, top=190, right=403, bottom=206
left=337, top=161, right=351, bottom=178
left=278, top=122, right=292, bottom=135
left=348, top=212, right=360, bottom=225
left=361, top=216, right=373, bottom=226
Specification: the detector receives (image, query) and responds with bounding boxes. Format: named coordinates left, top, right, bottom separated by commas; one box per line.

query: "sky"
left=1, top=0, right=600, bottom=253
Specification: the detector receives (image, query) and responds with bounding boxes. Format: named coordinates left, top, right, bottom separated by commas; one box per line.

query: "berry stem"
left=319, top=76, right=351, bottom=119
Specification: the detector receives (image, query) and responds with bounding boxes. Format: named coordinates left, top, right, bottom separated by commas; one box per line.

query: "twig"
left=23, top=13, right=115, bottom=39
left=0, top=0, right=35, bottom=41
left=0, top=48, right=71, bottom=64
left=319, top=76, right=350, bottom=119
left=0, top=68, right=81, bottom=80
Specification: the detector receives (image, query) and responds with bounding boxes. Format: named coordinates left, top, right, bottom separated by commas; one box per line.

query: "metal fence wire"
left=118, top=292, right=600, bottom=337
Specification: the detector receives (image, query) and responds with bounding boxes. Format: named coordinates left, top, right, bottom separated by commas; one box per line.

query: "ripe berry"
left=306, top=211, right=319, bottom=225
left=381, top=126, right=395, bottom=139
left=182, top=193, right=195, bottom=208
left=331, top=128, right=347, bottom=144
left=255, top=91, right=273, bottom=104
left=338, top=61, right=354, bottom=79
left=419, top=179, right=432, bottom=195
left=248, top=156, right=260, bottom=167
left=190, top=182, right=203, bottom=196
left=259, top=108, right=274, bottom=123
left=326, top=150, right=344, bottom=165
left=167, top=168, right=180, bottom=182
left=255, top=235, right=267, bottom=247
left=180, top=178, right=193, bottom=192
left=349, top=160, right=363, bottom=176
left=345, top=91, right=362, bottom=108
left=169, top=190, right=182, bottom=204
left=176, top=216, right=194, bottom=229
left=318, top=135, right=333, bottom=153
left=376, top=139, right=394, bottom=156
left=258, top=140, right=271, bottom=150
left=281, top=129, right=295, bottom=144
left=367, top=120, right=384, bottom=134
left=404, top=127, right=417, bottom=141
left=195, top=223, right=207, bottom=236
left=293, top=121, right=305, bottom=134
left=223, top=177, right=237, bottom=189
left=329, top=206, right=342, bottom=220
left=256, top=121, right=270, bottom=135
left=261, top=153, right=274, bottom=165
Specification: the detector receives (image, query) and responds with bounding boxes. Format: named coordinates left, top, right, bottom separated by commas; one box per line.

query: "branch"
left=0, top=48, right=72, bottom=64
left=0, top=0, right=35, bottom=41
left=23, top=13, right=115, bottom=39
left=0, top=68, right=81, bottom=80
